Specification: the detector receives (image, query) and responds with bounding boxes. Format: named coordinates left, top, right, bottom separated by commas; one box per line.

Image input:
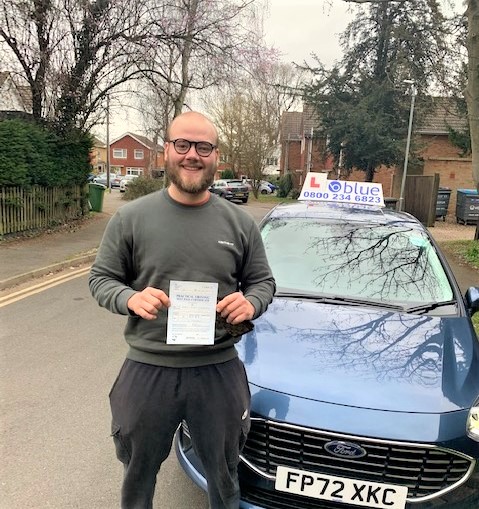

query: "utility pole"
left=106, top=95, right=111, bottom=192
left=398, top=81, right=417, bottom=212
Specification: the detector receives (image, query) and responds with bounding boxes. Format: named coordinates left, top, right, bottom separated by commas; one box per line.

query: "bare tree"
left=136, top=0, right=269, bottom=125
left=0, top=0, right=151, bottom=131
left=206, top=62, right=303, bottom=196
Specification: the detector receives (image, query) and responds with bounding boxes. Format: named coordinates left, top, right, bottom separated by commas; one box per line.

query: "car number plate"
left=275, top=466, right=408, bottom=509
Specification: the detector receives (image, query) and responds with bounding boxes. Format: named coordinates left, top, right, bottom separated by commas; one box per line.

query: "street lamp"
left=398, top=80, right=417, bottom=211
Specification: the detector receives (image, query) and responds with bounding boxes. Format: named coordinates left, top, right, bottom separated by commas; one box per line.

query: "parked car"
left=176, top=197, right=479, bottom=508
left=111, top=174, right=124, bottom=188
left=119, top=174, right=139, bottom=192
left=209, top=179, right=249, bottom=203
left=93, top=172, right=117, bottom=187
left=243, top=179, right=276, bottom=195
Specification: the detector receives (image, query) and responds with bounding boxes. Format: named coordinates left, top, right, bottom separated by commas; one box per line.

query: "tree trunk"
left=173, top=0, right=199, bottom=117
left=465, top=0, right=479, bottom=239
left=365, top=165, right=375, bottom=182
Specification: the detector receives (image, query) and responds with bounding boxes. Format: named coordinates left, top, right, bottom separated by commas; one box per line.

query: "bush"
left=0, top=118, right=92, bottom=187
left=123, top=176, right=165, bottom=200
left=290, top=188, right=301, bottom=199
left=277, top=172, right=294, bottom=198
left=220, top=169, right=235, bottom=179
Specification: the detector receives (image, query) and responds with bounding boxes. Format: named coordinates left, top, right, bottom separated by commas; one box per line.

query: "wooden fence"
left=403, top=174, right=440, bottom=227
left=0, top=185, right=89, bottom=236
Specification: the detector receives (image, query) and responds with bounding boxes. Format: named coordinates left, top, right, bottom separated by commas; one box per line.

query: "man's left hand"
left=216, top=292, right=255, bottom=324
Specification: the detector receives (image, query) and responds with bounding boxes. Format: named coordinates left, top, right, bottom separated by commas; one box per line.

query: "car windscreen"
left=261, top=218, right=453, bottom=305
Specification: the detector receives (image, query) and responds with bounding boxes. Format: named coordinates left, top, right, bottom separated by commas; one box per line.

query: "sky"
left=263, top=0, right=355, bottom=67
left=102, top=0, right=465, bottom=141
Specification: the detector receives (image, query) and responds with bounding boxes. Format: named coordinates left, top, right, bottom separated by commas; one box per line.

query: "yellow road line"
left=0, top=266, right=91, bottom=307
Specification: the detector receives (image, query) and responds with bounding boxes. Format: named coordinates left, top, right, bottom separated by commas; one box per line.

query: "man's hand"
left=216, top=292, right=255, bottom=325
left=127, top=287, right=170, bottom=320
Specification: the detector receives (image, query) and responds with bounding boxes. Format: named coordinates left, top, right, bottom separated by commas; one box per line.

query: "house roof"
left=91, top=135, right=106, bottom=148
left=110, top=132, right=164, bottom=150
left=416, top=97, right=468, bottom=135
left=280, top=112, right=304, bottom=141
left=281, top=103, right=320, bottom=142
left=0, top=71, right=32, bottom=112
left=281, top=96, right=468, bottom=141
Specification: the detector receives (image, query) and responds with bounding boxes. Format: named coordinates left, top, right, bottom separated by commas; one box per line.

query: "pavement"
left=0, top=190, right=123, bottom=290
left=0, top=191, right=478, bottom=292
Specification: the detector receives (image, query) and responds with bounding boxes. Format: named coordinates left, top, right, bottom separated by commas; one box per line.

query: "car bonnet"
left=237, top=298, right=479, bottom=413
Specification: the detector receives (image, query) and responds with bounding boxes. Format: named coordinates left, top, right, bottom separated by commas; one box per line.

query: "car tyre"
left=242, top=198, right=248, bottom=203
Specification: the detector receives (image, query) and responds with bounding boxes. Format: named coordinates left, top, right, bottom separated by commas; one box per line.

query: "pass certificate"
left=166, top=280, right=218, bottom=345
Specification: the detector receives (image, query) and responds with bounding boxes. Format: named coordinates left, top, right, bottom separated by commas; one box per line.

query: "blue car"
left=176, top=199, right=479, bottom=509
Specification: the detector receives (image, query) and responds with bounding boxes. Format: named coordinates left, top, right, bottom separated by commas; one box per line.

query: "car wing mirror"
left=465, top=287, right=479, bottom=317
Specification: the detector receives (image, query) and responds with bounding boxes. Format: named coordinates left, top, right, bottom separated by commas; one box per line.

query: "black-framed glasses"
left=168, top=138, right=217, bottom=157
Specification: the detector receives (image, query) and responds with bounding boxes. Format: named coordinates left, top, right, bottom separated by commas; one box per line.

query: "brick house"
left=413, top=97, right=473, bottom=214
left=280, top=99, right=474, bottom=216
left=90, top=136, right=107, bottom=173
left=280, top=105, right=334, bottom=188
left=109, top=133, right=165, bottom=177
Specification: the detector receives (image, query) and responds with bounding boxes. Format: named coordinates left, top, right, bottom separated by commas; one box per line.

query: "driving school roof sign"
left=298, top=172, right=385, bottom=207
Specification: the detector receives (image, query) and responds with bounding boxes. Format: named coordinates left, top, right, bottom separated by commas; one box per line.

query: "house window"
left=134, top=149, right=144, bottom=159
left=113, top=148, right=127, bottom=158
left=266, top=157, right=278, bottom=166
left=126, top=167, right=143, bottom=176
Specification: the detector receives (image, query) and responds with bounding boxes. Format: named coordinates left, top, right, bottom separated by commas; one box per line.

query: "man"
left=89, top=111, right=275, bottom=509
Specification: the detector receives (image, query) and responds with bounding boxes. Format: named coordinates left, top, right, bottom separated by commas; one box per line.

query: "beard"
left=166, top=160, right=216, bottom=194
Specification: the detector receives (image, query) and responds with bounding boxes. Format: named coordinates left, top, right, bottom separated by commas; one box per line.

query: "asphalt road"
left=0, top=275, right=209, bottom=509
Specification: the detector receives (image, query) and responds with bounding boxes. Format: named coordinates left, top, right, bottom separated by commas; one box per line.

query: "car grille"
left=241, top=418, right=474, bottom=504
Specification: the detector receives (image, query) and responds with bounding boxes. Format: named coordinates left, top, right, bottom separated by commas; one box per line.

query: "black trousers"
left=109, top=357, right=251, bottom=509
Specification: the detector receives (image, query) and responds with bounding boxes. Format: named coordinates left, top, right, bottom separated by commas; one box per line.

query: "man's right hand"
left=127, top=287, right=170, bottom=320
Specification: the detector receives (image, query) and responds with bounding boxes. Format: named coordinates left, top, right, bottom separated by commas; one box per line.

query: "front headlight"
left=467, top=404, right=479, bottom=441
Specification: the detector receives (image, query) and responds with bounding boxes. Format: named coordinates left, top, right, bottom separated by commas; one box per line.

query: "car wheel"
left=242, top=198, right=248, bottom=203
left=260, top=189, right=268, bottom=195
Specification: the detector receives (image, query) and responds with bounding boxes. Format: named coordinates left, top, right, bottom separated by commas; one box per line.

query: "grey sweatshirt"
left=89, top=189, right=276, bottom=367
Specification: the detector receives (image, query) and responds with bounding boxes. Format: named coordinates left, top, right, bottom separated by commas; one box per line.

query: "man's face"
left=165, top=116, right=218, bottom=195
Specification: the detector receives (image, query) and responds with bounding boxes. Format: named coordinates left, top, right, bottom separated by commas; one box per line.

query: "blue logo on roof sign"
left=328, top=181, right=343, bottom=193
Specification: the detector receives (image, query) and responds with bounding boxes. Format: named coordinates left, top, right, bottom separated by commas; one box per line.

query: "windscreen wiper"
left=405, top=300, right=457, bottom=314
left=275, top=292, right=405, bottom=311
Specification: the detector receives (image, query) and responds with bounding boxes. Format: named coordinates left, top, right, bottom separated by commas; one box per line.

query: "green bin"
left=88, top=183, right=106, bottom=212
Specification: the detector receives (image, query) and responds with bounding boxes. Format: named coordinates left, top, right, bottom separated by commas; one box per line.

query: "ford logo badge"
left=324, top=441, right=367, bottom=459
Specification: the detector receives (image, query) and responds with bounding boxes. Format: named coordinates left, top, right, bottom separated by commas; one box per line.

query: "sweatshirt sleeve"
left=88, top=211, right=137, bottom=315
left=241, top=222, right=276, bottom=319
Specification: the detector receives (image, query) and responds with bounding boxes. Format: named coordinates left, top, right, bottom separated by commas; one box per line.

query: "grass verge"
left=250, top=194, right=296, bottom=204
left=440, top=240, right=479, bottom=271
left=439, top=240, right=479, bottom=335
